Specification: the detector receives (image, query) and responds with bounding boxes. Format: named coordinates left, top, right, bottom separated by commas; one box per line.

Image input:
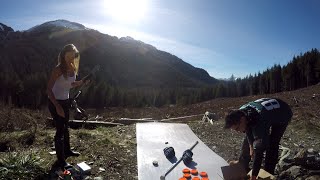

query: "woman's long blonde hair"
left=57, top=44, right=80, bottom=78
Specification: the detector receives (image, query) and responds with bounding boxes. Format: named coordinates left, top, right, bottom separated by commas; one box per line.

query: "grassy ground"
left=1, top=125, right=138, bottom=179
left=1, top=84, right=320, bottom=179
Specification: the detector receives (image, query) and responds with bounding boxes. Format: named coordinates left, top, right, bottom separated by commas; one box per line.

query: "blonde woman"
left=47, top=44, right=87, bottom=169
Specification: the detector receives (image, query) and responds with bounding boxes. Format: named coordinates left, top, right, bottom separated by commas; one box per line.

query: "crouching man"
left=224, top=98, right=293, bottom=180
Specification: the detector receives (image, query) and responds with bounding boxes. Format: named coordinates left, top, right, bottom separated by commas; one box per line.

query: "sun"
left=103, top=0, right=148, bottom=23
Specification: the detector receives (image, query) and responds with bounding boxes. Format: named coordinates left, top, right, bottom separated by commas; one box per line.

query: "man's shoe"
left=65, top=151, right=80, bottom=157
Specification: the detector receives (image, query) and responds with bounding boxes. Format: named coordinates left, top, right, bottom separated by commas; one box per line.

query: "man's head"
left=224, top=110, right=247, bottom=133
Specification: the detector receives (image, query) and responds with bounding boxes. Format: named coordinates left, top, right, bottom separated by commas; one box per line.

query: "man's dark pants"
left=239, top=123, right=288, bottom=174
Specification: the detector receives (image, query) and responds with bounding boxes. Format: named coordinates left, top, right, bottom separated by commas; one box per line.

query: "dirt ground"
left=0, top=84, right=319, bottom=179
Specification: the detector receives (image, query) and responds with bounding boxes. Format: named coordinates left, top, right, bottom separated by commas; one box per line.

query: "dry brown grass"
left=0, top=84, right=319, bottom=179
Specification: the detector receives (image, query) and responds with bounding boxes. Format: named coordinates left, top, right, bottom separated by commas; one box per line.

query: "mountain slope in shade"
left=0, top=23, right=14, bottom=40
left=0, top=23, right=14, bottom=32
left=0, top=19, right=218, bottom=88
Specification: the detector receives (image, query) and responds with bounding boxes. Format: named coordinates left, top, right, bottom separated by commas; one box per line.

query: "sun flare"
left=103, top=0, right=148, bottom=23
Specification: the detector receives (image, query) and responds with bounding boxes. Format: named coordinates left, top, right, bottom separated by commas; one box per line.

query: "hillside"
left=0, top=84, right=319, bottom=179
left=0, top=19, right=222, bottom=108
left=1, top=20, right=319, bottom=109
left=0, top=19, right=217, bottom=89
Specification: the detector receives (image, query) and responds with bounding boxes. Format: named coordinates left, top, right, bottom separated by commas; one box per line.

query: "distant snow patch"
left=27, top=20, right=87, bottom=32
left=48, top=20, right=84, bottom=30
left=0, top=24, right=4, bottom=31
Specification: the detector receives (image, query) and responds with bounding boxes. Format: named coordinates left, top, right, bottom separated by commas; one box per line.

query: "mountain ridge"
left=0, top=22, right=14, bottom=41
left=0, top=19, right=218, bottom=88
left=0, top=19, right=220, bottom=108
left=27, top=19, right=88, bottom=34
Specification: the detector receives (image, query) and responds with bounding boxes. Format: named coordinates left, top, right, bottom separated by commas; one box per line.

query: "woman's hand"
left=55, top=104, right=65, bottom=118
left=250, top=175, right=257, bottom=180
left=250, top=145, right=254, bottom=160
left=82, top=79, right=90, bottom=85
left=71, top=79, right=90, bottom=87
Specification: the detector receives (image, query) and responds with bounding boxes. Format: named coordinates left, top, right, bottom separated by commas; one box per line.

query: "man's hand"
left=228, top=160, right=239, bottom=165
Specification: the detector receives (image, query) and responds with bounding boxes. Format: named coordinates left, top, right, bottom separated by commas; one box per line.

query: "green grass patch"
left=0, top=151, right=45, bottom=179
left=95, top=135, right=116, bottom=147
left=75, top=130, right=93, bottom=140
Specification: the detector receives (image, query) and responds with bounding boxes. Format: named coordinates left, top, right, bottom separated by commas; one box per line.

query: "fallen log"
left=46, top=117, right=124, bottom=127
left=159, top=114, right=203, bottom=122
left=69, top=119, right=123, bottom=127
left=113, top=118, right=157, bottom=125
left=115, top=114, right=203, bottom=125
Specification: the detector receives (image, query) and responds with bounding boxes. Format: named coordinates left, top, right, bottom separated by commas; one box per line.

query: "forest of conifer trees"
left=0, top=48, right=319, bottom=109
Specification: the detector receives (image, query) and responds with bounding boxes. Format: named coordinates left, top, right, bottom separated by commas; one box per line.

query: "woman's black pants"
left=48, top=99, right=71, bottom=165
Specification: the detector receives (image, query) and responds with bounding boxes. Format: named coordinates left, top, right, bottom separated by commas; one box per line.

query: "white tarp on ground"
left=136, top=122, right=228, bottom=180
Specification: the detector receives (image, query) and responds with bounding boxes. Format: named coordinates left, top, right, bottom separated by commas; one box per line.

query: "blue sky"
left=1, top=0, right=319, bottom=79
